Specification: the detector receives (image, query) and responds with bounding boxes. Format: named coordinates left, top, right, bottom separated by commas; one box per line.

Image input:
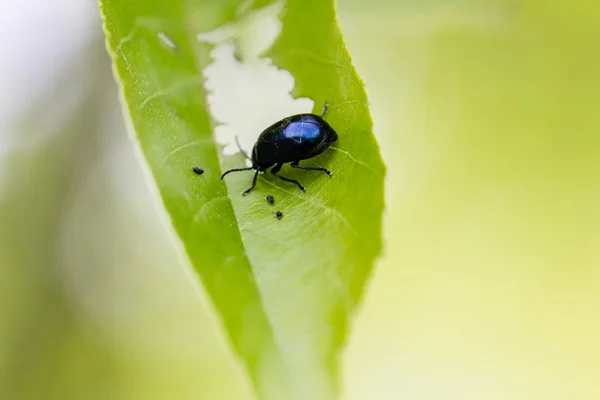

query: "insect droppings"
left=275, top=210, right=283, bottom=220
left=192, top=166, right=204, bottom=175
left=266, top=194, right=275, bottom=204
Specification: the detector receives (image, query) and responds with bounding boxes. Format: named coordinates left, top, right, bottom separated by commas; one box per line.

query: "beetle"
left=221, top=102, right=337, bottom=195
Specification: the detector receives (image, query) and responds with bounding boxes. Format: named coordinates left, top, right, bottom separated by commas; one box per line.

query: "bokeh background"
left=1, top=0, right=599, bottom=399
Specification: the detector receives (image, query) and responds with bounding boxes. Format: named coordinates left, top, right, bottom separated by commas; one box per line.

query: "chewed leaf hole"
left=197, top=1, right=313, bottom=163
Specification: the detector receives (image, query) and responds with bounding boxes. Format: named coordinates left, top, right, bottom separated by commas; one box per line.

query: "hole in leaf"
left=198, top=1, right=313, bottom=163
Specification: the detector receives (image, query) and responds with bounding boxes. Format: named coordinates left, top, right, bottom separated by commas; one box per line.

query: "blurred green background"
left=1, top=0, right=599, bottom=399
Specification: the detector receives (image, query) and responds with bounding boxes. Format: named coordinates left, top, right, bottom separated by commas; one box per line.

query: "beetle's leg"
left=220, top=167, right=253, bottom=179
left=242, top=169, right=261, bottom=196
left=319, top=101, right=329, bottom=118
left=290, top=161, right=333, bottom=177
left=271, top=163, right=305, bottom=192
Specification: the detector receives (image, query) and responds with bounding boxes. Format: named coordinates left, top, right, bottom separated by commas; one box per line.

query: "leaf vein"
left=329, top=146, right=382, bottom=174
left=139, top=77, right=203, bottom=110
left=161, top=138, right=210, bottom=165
left=278, top=49, right=363, bottom=88
left=261, top=179, right=359, bottom=237
left=193, top=195, right=230, bottom=223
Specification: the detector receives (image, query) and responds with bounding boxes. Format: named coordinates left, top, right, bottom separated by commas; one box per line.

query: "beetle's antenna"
left=235, top=135, right=251, bottom=161
left=320, top=101, right=329, bottom=118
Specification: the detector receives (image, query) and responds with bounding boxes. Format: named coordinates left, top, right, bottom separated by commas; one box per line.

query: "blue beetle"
left=221, top=102, right=338, bottom=195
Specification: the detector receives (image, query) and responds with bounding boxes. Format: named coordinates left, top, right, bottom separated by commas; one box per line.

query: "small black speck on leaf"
left=266, top=195, right=275, bottom=204
left=275, top=210, right=283, bottom=220
left=192, top=166, right=204, bottom=175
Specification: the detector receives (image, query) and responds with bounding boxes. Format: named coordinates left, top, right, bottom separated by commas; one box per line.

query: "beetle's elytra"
left=221, top=102, right=337, bottom=195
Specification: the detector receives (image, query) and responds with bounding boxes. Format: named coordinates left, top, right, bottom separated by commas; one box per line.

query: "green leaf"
left=99, top=0, right=384, bottom=399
